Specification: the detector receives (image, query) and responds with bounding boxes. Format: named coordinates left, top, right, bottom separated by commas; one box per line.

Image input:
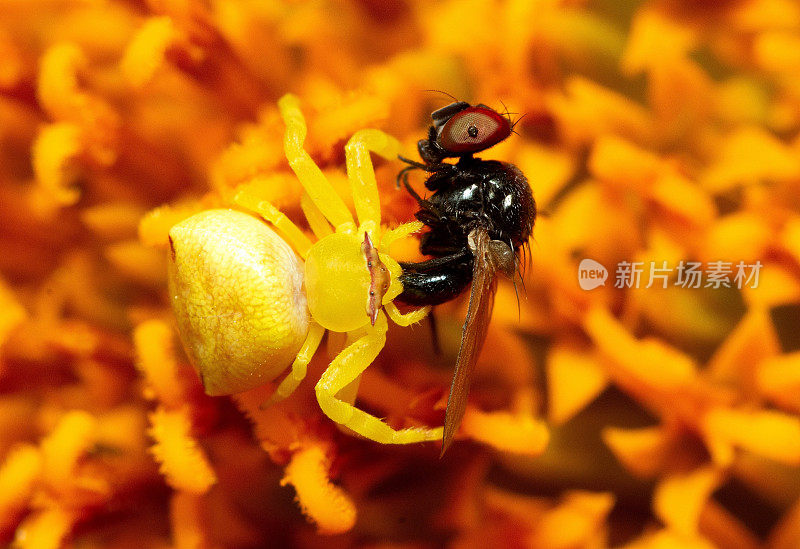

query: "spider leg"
left=380, top=221, right=424, bottom=252
left=384, top=302, right=430, bottom=326
left=300, top=192, right=333, bottom=240
left=345, top=129, right=401, bottom=232
left=278, top=94, right=355, bottom=232
left=315, top=311, right=443, bottom=444
left=261, top=322, right=325, bottom=407
left=234, top=191, right=313, bottom=259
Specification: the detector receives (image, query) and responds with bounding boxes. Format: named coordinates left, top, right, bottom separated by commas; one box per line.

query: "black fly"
left=397, top=100, right=536, bottom=455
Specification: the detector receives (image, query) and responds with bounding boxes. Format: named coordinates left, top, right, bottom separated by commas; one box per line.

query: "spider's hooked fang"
left=362, top=232, right=390, bottom=326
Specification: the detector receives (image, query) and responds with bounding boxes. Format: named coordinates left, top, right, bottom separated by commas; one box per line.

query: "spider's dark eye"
left=438, top=106, right=512, bottom=155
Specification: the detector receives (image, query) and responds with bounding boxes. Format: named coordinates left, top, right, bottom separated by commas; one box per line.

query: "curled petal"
left=589, top=135, right=665, bottom=188
left=37, top=42, right=120, bottom=150
left=138, top=201, right=206, bottom=249
left=32, top=123, right=84, bottom=206
left=623, top=529, right=716, bottom=549
left=602, top=426, right=670, bottom=478
left=533, top=491, right=615, bottom=549
left=40, top=410, right=97, bottom=489
left=758, top=351, right=800, bottom=412
left=13, top=507, right=76, bottom=549
left=80, top=203, right=147, bottom=240
left=654, top=467, right=723, bottom=537
left=170, top=491, right=209, bottom=549
left=121, top=17, right=185, bottom=87
left=583, top=306, right=697, bottom=392
left=105, top=240, right=167, bottom=286
left=622, top=9, right=697, bottom=75
left=0, top=276, right=26, bottom=350
left=546, top=76, right=652, bottom=145
left=281, top=442, right=356, bottom=534
left=231, top=388, right=304, bottom=458
left=133, top=320, right=185, bottom=407
left=547, top=345, right=608, bottom=425
left=0, top=444, right=41, bottom=532
left=148, top=407, right=216, bottom=495
left=460, top=407, right=549, bottom=456
left=37, top=42, right=86, bottom=120
left=703, top=408, right=800, bottom=466
left=707, top=308, right=780, bottom=390
left=702, top=127, right=800, bottom=191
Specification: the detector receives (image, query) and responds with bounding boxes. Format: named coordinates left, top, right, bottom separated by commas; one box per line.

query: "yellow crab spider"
left=168, top=94, right=443, bottom=445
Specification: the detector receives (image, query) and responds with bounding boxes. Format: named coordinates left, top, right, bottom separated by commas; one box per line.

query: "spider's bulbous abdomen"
left=168, top=209, right=309, bottom=396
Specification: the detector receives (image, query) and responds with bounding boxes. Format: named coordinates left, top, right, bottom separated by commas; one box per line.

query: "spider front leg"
left=315, top=312, right=443, bottom=444
left=278, top=94, right=355, bottom=232
left=345, top=129, right=401, bottom=231
left=234, top=191, right=313, bottom=259
left=385, top=302, right=430, bottom=326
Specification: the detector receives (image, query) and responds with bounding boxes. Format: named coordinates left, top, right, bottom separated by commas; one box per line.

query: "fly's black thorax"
left=397, top=158, right=535, bottom=306
left=421, top=158, right=534, bottom=252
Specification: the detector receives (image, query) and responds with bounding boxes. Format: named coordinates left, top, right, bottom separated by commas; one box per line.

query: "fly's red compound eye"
left=438, top=106, right=512, bottom=154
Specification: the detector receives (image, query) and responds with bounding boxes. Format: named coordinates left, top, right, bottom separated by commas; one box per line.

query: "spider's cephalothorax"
left=396, top=99, right=536, bottom=454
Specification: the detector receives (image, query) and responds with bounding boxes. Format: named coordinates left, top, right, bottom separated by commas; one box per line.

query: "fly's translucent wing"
left=440, top=228, right=500, bottom=455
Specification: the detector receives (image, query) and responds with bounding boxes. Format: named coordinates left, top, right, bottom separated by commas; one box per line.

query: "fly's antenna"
left=424, top=89, right=461, bottom=103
